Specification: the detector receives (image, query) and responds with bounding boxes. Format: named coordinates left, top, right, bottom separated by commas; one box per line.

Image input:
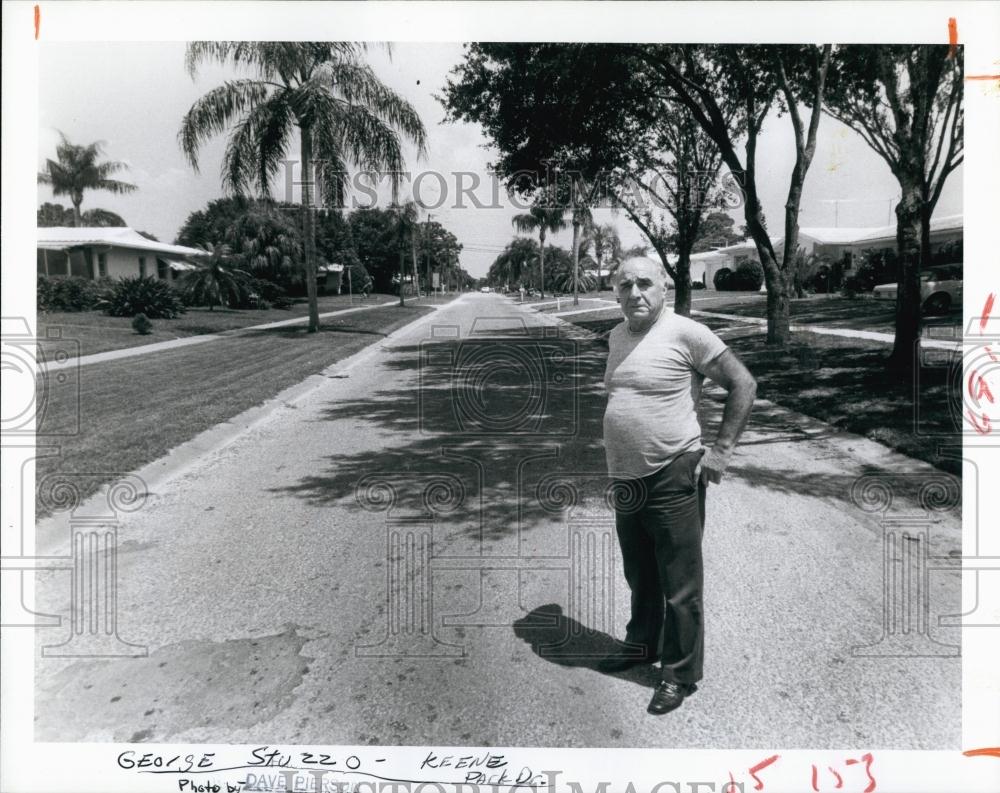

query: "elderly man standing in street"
left=599, top=256, right=757, bottom=715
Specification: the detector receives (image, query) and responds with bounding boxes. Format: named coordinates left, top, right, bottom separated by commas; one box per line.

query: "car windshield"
left=922, top=266, right=960, bottom=280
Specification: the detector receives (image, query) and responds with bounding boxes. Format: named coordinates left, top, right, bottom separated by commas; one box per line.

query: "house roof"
left=699, top=213, right=963, bottom=254
left=843, top=213, right=963, bottom=245
left=37, top=227, right=209, bottom=258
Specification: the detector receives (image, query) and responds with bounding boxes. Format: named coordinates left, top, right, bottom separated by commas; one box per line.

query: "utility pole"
left=424, top=213, right=434, bottom=298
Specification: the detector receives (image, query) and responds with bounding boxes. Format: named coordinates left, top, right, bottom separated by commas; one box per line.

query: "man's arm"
left=695, top=349, right=757, bottom=485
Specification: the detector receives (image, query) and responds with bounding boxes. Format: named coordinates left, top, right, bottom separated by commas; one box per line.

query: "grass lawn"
left=37, top=292, right=405, bottom=357
left=690, top=292, right=961, bottom=334
left=35, top=304, right=434, bottom=516
left=561, top=309, right=962, bottom=476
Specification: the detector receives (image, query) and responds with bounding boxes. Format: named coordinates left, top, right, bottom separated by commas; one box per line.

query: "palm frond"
left=315, top=61, right=428, bottom=157
left=220, top=93, right=294, bottom=197
left=179, top=80, right=272, bottom=169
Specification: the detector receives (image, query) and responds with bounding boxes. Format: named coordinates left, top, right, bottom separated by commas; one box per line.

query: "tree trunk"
left=745, top=198, right=788, bottom=346
left=411, top=231, right=420, bottom=298
left=299, top=127, right=320, bottom=333
left=398, top=244, right=406, bottom=307
left=674, top=242, right=694, bottom=317
left=72, top=196, right=83, bottom=227
left=572, top=218, right=580, bottom=306
left=889, top=181, right=924, bottom=371
left=539, top=229, right=546, bottom=299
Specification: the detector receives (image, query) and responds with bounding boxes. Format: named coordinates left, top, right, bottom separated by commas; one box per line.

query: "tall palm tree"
left=588, top=222, right=621, bottom=291
left=512, top=198, right=566, bottom=300
left=179, top=43, right=427, bottom=332
left=37, top=133, right=137, bottom=226
left=181, top=243, right=253, bottom=311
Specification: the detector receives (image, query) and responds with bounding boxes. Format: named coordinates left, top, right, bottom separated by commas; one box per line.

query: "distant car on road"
left=872, top=264, right=962, bottom=315
left=480, top=286, right=492, bottom=293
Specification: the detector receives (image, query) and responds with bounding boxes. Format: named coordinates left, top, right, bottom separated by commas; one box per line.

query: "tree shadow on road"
left=268, top=335, right=614, bottom=539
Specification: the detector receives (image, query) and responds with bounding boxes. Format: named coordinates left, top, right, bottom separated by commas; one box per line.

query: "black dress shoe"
left=646, top=680, right=694, bottom=715
left=596, top=650, right=658, bottom=673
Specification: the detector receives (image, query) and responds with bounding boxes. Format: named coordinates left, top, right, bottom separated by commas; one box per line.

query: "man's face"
left=616, top=259, right=667, bottom=328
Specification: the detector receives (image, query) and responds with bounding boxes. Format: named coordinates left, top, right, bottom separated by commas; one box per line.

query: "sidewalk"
left=41, top=301, right=396, bottom=370
left=526, top=298, right=961, bottom=351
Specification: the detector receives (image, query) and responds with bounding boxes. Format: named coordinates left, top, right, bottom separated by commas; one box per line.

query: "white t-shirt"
left=603, top=309, right=728, bottom=478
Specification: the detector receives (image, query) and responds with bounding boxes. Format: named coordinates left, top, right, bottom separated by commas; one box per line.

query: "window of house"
left=98, top=253, right=108, bottom=277
left=139, top=256, right=147, bottom=278
left=157, top=259, right=168, bottom=280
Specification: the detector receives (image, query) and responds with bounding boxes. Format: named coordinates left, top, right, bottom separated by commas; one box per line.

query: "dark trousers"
left=614, top=450, right=707, bottom=684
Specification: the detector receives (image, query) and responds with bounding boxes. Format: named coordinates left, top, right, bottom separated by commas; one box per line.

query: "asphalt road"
left=33, top=293, right=961, bottom=748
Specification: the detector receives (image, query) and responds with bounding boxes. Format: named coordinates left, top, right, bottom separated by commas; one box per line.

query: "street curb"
left=34, top=302, right=452, bottom=553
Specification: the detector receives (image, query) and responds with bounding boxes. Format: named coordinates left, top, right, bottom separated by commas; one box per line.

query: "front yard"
left=35, top=304, right=435, bottom=515
left=37, top=292, right=400, bottom=357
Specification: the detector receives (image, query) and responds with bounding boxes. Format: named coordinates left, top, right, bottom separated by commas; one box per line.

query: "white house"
left=688, top=213, right=963, bottom=289
left=37, top=227, right=208, bottom=281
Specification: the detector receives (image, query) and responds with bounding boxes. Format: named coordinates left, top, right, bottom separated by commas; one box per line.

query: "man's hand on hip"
left=695, top=446, right=732, bottom=486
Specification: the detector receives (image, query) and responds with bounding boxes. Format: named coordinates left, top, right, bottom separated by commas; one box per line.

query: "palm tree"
left=180, top=243, right=252, bottom=311
left=589, top=223, right=621, bottom=291
left=37, top=202, right=128, bottom=228
left=512, top=198, right=566, bottom=300
left=37, top=133, right=137, bottom=226
left=224, top=207, right=301, bottom=286
left=179, top=43, right=427, bottom=332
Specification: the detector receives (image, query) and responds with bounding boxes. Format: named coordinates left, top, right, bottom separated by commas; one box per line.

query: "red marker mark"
left=811, top=765, right=819, bottom=792
left=968, top=370, right=995, bottom=404
left=828, top=767, right=843, bottom=788
left=844, top=753, right=876, bottom=793
left=948, top=17, right=958, bottom=57
left=964, top=746, right=1000, bottom=758
left=34, top=4, right=40, bottom=40
left=966, top=409, right=992, bottom=435
left=986, top=346, right=999, bottom=362
left=748, top=754, right=780, bottom=791
left=980, top=292, right=995, bottom=332
left=966, top=74, right=1000, bottom=81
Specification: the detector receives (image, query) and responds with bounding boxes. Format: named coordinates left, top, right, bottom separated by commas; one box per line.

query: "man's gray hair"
left=613, top=256, right=669, bottom=284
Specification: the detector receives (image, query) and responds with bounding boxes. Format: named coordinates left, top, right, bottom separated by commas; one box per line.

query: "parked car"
left=871, top=264, right=962, bottom=314
left=480, top=286, right=492, bottom=293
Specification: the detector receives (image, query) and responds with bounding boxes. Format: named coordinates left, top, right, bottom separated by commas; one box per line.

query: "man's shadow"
left=512, top=604, right=660, bottom=688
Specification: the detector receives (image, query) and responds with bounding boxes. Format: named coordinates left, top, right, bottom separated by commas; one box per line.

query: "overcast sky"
left=38, top=42, right=963, bottom=277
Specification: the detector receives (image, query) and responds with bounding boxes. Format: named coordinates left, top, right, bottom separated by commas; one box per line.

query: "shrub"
left=732, top=260, right=765, bottom=291
left=691, top=280, right=706, bottom=290
left=713, top=268, right=733, bottom=291
left=131, top=313, right=153, bottom=335
left=37, top=275, right=109, bottom=312
left=247, top=278, right=292, bottom=310
left=97, top=276, right=186, bottom=319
